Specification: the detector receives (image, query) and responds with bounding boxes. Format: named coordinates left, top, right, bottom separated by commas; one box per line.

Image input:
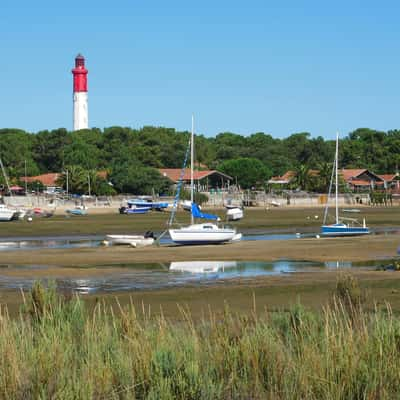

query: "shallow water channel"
left=0, top=259, right=385, bottom=294
left=0, top=226, right=398, bottom=252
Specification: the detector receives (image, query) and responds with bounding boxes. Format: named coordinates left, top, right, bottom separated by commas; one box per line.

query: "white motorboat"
left=226, top=207, right=243, bottom=221
left=168, top=116, right=240, bottom=245
left=104, top=234, right=154, bottom=247
left=0, top=204, right=17, bottom=221
left=169, top=260, right=237, bottom=273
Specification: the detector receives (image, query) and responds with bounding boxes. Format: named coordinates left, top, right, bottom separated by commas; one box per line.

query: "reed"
left=0, top=281, right=400, bottom=399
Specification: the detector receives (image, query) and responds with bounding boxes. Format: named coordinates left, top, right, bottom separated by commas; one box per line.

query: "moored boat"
left=127, top=198, right=169, bottom=211
left=0, top=204, right=17, bottom=221
left=226, top=207, right=243, bottom=221
left=169, top=223, right=238, bottom=245
left=321, top=221, right=369, bottom=237
left=321, top=133, right=370, bottom=237
left=66, top=206, right=87, bottom=216
left=168, top=117, right=240, bottom=245
left=105, top=232, right=154, bottom=247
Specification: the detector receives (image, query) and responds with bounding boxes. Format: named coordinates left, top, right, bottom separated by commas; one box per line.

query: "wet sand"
left=0, top=235, right=399, bottom=319
left=1, top=234, right=398, bottom=267
left=1, top=206, right=400, bottom=317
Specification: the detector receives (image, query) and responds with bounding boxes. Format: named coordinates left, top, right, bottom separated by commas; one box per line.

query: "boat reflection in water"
left=169, top=261, right=237, bottom=273
left=70, top=279, right=94, bottom=295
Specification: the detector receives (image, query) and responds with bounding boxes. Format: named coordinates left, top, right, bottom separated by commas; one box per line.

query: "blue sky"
left=0, top=0, right=399, bottom=139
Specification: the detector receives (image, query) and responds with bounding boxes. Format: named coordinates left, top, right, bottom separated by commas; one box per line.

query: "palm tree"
left=293, top=164, right=311, bottom=191
left=317, top=162, right=333, bottom=193
left=57, top=165, right=87, bottom=194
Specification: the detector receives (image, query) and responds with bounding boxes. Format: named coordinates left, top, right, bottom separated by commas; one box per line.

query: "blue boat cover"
left=191, top=203, right=219, bottom=220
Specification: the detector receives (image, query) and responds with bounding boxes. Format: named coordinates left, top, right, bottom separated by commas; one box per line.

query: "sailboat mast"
left=0, top=158, right=12, bottom=200
left=335, top=132, right=339, bottom=224
left=24, top=160, right=28, bottom=195
left=190, top=115, right=194, bottom=225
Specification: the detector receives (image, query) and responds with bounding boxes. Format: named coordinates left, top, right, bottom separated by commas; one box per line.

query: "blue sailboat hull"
left=321, top=224, right=370, bottom=237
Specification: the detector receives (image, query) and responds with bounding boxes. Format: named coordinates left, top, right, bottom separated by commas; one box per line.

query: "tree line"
left=0, top=126, right=399, bottom=194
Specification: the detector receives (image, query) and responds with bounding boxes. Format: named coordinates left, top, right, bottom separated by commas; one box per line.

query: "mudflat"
left=1, top=206, right=400, bottom=238
left=1, top=206, right=400, bottom=316
left=0, top=234, right=399, bottom=266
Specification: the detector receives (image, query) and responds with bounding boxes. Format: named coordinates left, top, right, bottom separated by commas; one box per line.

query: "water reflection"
left=0, top=259, right=369, bottom=294
left=0, top=236, right=103, bottom=251
left=170, top=261, right=237, bottom=273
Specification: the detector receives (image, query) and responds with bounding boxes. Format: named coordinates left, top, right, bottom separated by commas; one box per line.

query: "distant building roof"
left=378, top=174, right=397, bottom=182
left=97, top=170, right=108, bottom=179
left=21, top=171, right=108, bottom=187
left=280, top=171, right=296, bottom=181
left=158, top=169, right=232, bottom=182
left=268, top=169, right=319, bottom=185
left=341, top=168, right=384, bottom=182
left=22, top=173, right=60, bottom=186
left=340, top=169, right=368, bottom=181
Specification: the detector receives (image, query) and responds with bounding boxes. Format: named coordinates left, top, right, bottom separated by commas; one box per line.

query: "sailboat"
left=168, top=117, right=241, bottom=245
left=321, top=133, right=369, bottom=237
left=0, top=158, right=24, bottom=221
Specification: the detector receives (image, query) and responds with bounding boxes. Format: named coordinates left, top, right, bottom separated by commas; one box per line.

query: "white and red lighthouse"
left=72, top=54, right=88, bottom=131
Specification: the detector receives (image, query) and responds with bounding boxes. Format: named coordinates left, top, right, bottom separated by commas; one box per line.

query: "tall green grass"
left=0, top=277, right=399, bottom=399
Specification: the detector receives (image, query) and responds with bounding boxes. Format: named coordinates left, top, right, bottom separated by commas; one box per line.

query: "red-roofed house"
left=158, top=169, right=233, bottom=191
left=341, top=169, right=384, bottom=191
left=268, top=168, right=391, bottom=192
left=22, top=173, right=61, bottom=187
left=378, top=174, right=400, bottom=191
left=21, top=171, right=109, bottom=193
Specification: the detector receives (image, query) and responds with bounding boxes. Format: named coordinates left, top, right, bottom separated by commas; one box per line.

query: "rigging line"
left=0, top=157, right=13, bottom=201
left=168, top=136, right=191, bottom=226
left=323, top=157, right=336, bottom=225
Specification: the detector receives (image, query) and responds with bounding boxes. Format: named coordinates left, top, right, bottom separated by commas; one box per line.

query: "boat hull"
left=105, top=235, right=154, bottom=246
left=169, top=227, right=237, bottom=245
left=127, top=200, right=169, bottom=211
left=125, top=208, right=149, bottom=214
left=226, top=207, right=243, bottom=221
left=321, top=225, right=370, bottom=237
left=0, top=209, right=16, bottom=221
left=66, top=209, right=87, bottom=216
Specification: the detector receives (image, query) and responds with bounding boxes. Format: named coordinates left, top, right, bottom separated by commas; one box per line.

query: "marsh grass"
left=0, top=281, right=400, bottom=399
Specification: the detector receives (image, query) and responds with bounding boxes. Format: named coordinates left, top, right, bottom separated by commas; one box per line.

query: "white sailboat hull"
left=169, top=223, right=238, bottom=245
left=105, top=235, right=154, bottom=247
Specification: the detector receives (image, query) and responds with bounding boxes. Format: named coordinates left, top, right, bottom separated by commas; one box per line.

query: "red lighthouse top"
left=72, top=53, right=88, bottom=93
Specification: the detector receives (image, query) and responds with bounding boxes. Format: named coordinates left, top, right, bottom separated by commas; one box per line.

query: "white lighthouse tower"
left=72, top=54, right=88, bottom=130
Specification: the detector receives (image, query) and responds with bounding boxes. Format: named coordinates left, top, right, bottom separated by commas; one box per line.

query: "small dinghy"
left=226, top=207, right=243, bottom=221
left=104, top=231, right=155, bottom=247
left=66, top=206, right=87, bottom=216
